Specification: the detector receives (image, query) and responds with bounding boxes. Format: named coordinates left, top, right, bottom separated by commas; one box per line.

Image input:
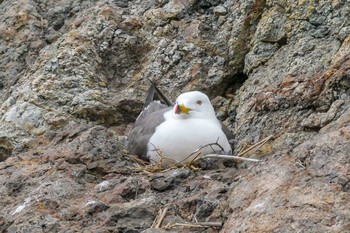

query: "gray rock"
left=213, top=6, right=227, bottom=16
left=83, top=200, right=109, bottom=214
left=95, top=180, right=115, bottom=193
left=151, top=168, right=191, bottom=191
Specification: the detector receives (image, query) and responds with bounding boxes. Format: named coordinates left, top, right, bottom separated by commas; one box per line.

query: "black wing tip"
left=143, top=84, right=156, bottom=109
left=145, top=78, right=174, bottom=107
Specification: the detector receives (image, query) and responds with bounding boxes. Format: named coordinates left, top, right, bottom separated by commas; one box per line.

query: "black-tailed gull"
left=128, top=88, right=232, bottom=165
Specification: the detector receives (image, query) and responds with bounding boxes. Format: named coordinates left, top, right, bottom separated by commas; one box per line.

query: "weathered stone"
left=0, top=137, right=13, bottom=162
left=151, top=168, right=191, bottom=191
left=83, top=200, right=110, bottom=215
left=213, top=6, right=227, bottom=16
left=95, top=180, right=115, bottom=193
left=222, top=125, right=350, bottom=232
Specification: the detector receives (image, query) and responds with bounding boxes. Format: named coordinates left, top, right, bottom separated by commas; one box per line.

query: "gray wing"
left=128, top=102, right=172, bottom=160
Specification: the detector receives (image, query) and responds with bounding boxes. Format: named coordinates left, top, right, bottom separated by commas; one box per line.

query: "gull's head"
left=174, top=91, right=216, bottom=119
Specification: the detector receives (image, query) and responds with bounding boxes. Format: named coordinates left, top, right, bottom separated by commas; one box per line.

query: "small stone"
left=83, top=200, right=109, bottom=214
left=150, top=175, right=174, bottom=191
left=98, top=81, right=107, bottom=87
left=150, top=168, right=191, bottom=191
left=214, top=6, right=227, bottom=16
left=195, top=200, right=218, bottom=218
left=95, top=180, right=113, bottom=193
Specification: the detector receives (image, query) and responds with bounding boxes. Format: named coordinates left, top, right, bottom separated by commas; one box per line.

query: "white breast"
left=147, top=117, right=231, bottom=165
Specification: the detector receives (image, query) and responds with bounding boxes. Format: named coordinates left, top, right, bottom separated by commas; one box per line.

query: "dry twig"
left=128, top=135, right=274, bottom=173
left=151, top=207, right=168, bottom=228
left=165, top=221, right=222, bottom=229
left=236, top=135, right=273, bottom=157
left=176, top=139, right=226, bottom=165
left=201, top=154, right=261, bottom=162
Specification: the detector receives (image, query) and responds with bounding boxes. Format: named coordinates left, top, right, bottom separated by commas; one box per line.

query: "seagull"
left=128, top=84, right=233, bottom=166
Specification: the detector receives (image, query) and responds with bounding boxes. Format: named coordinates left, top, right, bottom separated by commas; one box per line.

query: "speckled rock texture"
left=0, top=0, right=349, bottom=232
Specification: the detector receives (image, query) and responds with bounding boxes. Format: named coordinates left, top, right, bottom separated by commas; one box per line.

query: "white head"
left=173, top=91, right=216, bottom=119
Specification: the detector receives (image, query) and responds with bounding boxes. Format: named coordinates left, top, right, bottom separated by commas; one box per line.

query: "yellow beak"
left=175, top=103, right=191, bottom=114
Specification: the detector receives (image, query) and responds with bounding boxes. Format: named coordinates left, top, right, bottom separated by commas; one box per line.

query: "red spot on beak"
left=175, top=104, right=180, bottom=114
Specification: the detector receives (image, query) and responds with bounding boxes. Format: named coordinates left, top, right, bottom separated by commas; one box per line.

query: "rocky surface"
left=0, top=0, right=349, bottom=232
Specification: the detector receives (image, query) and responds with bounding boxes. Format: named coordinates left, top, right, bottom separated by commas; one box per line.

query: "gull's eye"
left=196, top=100, right=202, bottom=105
